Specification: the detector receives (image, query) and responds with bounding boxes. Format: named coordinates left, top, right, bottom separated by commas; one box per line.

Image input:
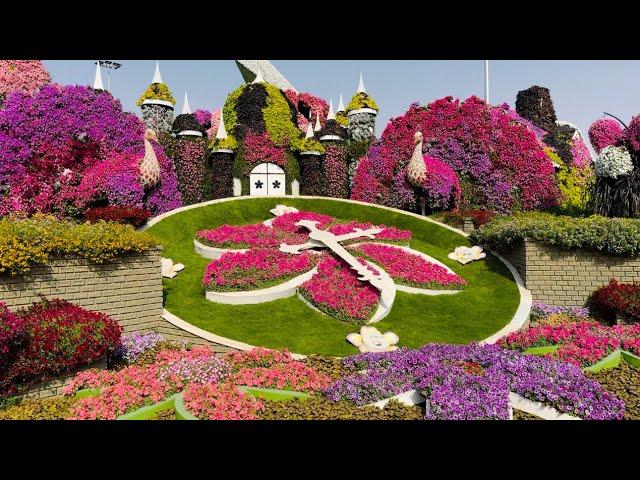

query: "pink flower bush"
left=499, top=321, right=640, bottom=367
left=182, top=382, right=263, bottom=420
left=328, top=222, right=412, bottom=243
left=0, top=60, right=50, bottom=99
left=569, top=136, right=593, bottom=169
left=226, top=347, right=294, bottom=369
left=197, top=223, right=282, bottom=248
left=242, top=131, right=287, bottom=174
left=351, top=98, right=559, bottom=213
left=589, top=118, right=625, bottom=153
left=352, top=243, right=466, bottom=289
left=192, top=109, right=211, bottom=130
left=412, top=155, right=461, bottom=210
left=173, top=138, right=207, bottom=205
left=206, top=108, right=221, bottom=138
left=283, top=90, right=329, bottom=131
left=67, top=365, right=178, bottom=420
left=299, top=256, right=380, bottom=324
left=270, top=211, right=334, bottom=234
left=627, top=115, right=640, bottom=153
left=232, top=362, right=332, bottom=393
left=203, top=248, right=319, bottom=292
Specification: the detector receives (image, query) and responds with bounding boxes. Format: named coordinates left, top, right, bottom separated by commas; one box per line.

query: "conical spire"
left=305, top=121, right=314, bottom=139
left=357, top=73, right=366, bottom=93
left=152, top=61, right=163, bottom=84
left=314, top=112, right=322, bottom=131
left=93, top=62, right=104, bottom=90
left=181, top=92, right=192, bottom=115
left=337, top=93, right=345, bottom=112
left=252, top=65, right=265, bottom=84
left=216, top=110, right=228, bottom=140
left=327, top=100, right=336, bottom=120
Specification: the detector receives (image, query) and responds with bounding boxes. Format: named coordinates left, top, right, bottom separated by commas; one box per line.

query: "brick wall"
left=498, top=238, right=640, bottom=306
left=0, top=247, right=163, bottom=333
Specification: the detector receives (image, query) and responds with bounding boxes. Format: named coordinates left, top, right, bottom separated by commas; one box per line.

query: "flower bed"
left=586, top=361, right=640, bottom=420
left=351, top=243, right=466, bottom=290
left=590, top=279, right=640, bottom=324
left=181, top=382, right=263, bottom=420
left=0, top=299, right=122, bottom=398
left=470, top=212, right=640, bottom=255
left=84, top=206, right=151, bottom=227
left=323, top=343, right=624, bottom=419
left=498, top=320, right=640, bottom=366
left=203, top=249, right=320, bottom=292
left=298, top=256, right=380, bottom=325
left=0, top=214, right=157, bottom=276
left=530, top=302, right=590, bottom=324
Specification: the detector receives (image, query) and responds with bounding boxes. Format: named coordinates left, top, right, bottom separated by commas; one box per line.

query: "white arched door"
left=249, top=163, right=286, bottom=196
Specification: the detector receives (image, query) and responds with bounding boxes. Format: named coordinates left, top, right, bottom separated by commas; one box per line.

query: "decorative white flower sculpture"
left=347, top=326, right=400, bottom=353
left=161, top=258, right=185, bottom=279
left=447, top=246, right=486, bottom=265
left=594, top=145, right=634, bottom=179
left=270, top=205, right=299, bottom=216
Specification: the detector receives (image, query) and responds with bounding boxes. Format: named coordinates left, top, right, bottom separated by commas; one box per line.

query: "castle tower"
left=346, top=73, right=378, bottom=142
left=209, top=110, right=238, bottom=199
left=318, top=99, right=350, bottom=198
left=299, top=120, right=325, bottom=196
left=137, top=61, right=176, bottom=133
left=172, top=92, right=204, bottom=138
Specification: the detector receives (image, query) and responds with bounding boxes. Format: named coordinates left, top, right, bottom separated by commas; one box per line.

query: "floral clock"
left=195, top=205, right=466, bottom=326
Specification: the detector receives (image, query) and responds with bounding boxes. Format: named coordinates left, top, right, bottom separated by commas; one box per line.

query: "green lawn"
left=147, top=197, right=520, bottom=356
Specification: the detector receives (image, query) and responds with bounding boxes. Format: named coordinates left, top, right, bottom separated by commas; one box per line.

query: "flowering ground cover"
left=324, top=343, right=624, bottom=419
left=498, top=321, right=640, bottom=367
left=351, top=243, right=466, bottom=290
left=203, top=248, right=320, bottom=292
left=147, top=197, right=520, bottom=356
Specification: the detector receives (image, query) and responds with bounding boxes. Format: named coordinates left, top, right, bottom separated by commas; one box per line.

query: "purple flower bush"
left=531, top=302, right=590, bottom=321
left=118, top=332, right=165, bottom=363
left=0, top=84, right=181, bottom=217
left=324, top=343, right=624, bottom=420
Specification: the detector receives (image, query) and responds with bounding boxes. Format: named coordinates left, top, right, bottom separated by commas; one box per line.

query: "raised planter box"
left=0, top=247, right=164, bottom=334
left=497, top=238, right=640, bottom=307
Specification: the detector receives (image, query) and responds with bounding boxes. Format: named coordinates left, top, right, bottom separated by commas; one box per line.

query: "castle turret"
left=318, top=99, right=350, bottom=198
left=346, top=73, right=378, bottom=142
left=336, top=93, right=347, bottom=126
left=92, top=62, right=104, bottom=91
left=298, top=119, right=325, bottom=196
left=137, top=61, right=176, bottom=133
left=172, top=92, right=204, bottom=138
left=208, top=110, right=238, bottom=199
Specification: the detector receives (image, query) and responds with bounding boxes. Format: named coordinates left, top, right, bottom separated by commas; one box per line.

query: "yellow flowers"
left=0, top=215, right=157, bottom=276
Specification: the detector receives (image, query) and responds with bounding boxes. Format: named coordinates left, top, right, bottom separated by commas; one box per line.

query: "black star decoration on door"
left=272, top=180, right=281, bottom=189
left=255, top=180, right=264, bottom=189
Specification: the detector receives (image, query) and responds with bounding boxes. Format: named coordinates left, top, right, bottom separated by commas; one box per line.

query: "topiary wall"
left=515, top=85, right=557, bottom=133
left=299, top=153, right=324, bottom=196
left=210, top=151, right=235, bottom=199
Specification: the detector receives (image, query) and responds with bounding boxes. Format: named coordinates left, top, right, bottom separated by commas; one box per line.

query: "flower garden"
left=0, top=60, right=639, bottom=421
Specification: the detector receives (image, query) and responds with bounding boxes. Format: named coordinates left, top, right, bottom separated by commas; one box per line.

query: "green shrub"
left=0, top=396, right=76, bottom=420
left=0, top=215, right=158, bottom=276
left=208, top=135, right=238, bottom=151
left=136, top=83, right=176, bottom=107
left=470, top=212, right=640, bottom=255
left=555, top=163, right=594, bottom=215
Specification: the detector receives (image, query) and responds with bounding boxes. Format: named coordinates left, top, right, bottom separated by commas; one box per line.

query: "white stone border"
left=300, top=150, right=322, bottom=156
left=347, top=107, right=378, bottom=116
left=319, top=135, right=343, bottom=142
left=177, top=130, right=203, bottom=137
left=141, top=99, right=175, bottom=108
left=194, top=238, right=247, bottom=259
left=144, top=195, right=530, bottom=352
left=205, top=268, right=317, bottom=305
left=210, top=148, right=235, bottom=154
left=509, top=392, right=581, bottom=420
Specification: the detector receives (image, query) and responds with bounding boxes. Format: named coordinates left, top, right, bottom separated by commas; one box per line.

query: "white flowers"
left=161, top=258, right=185, bottom=279
left=447, top=246, right=486, bottom=265
left=594, top=146, right=634, bottom=179
left=347, top=326, right=399, bottom=353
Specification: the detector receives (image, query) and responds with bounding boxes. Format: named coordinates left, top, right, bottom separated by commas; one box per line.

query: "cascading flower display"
left=589, top=118, right=625, bottom=154
left=351, top=98, right=558, bottom=213
left=593, top=145, right=634, bottom=179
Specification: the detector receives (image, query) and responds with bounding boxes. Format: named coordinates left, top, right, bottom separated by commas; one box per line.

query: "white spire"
left=93, top=62, right=104, bottom=90
left=357, top=72, right=366, bottom=93
left=338, top=93, right=345, bottom=112
left=152, top=61, right=164, bottom=84
left=216, top=110, right=228, bottom=140
left=305, top=121, right=314, bottom=139
left=181, top=92, right=192, bottom=115
left=252, top=65, right=265, bottom=84
left=327, top=99, right=336, bottom=120
left=314, top=112, right=322, bottom=131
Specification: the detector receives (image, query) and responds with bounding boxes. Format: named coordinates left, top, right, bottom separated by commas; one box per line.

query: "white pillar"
left=484, top=60, right=490, bottom=104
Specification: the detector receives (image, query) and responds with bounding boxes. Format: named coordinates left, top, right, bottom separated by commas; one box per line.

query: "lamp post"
left=96, top=60, right=122, bottom=92
left=484, top=60, right=490, bottom=104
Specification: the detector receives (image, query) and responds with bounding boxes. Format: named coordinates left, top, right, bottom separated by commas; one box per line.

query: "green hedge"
left=0, top=215, right=158, bottom=276
left=469, top=212, right=640, bottom=255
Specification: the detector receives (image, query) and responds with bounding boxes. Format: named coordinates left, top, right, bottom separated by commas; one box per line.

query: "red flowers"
left=242, top=131, right=288, bottom=174
left=0, top=299, right=122, bottom=397
left=84, top=206, right=151, bottom=227
left=590, top=279, right=640, bottom=324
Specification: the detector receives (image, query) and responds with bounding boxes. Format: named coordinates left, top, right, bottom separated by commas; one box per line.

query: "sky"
left=42, top=60, right=640, bottom=140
